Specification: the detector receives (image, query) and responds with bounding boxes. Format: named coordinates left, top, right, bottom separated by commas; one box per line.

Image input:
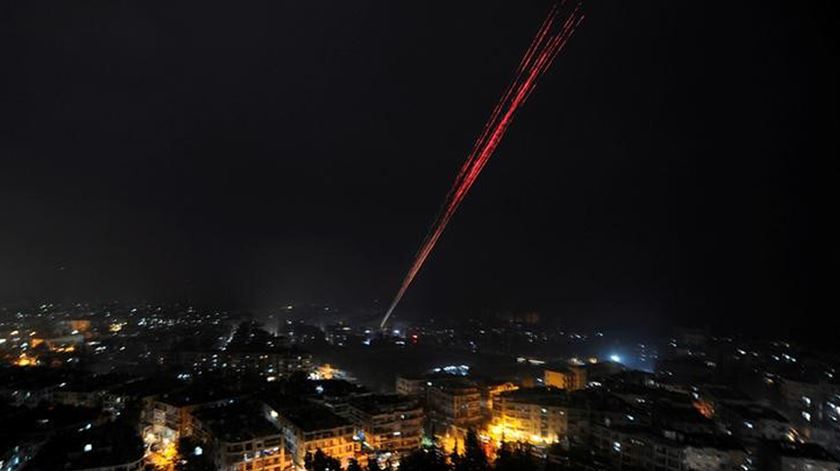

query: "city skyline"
left=2, top=3, right=839, bottom=469
left=2, top=3, right=837, bottom=340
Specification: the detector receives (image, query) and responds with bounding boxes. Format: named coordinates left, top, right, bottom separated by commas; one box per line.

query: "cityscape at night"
left=1, top=1, right=837, bottom=471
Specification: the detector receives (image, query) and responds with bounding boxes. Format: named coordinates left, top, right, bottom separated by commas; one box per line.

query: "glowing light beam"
left=381, top=2, right=584, bottom=329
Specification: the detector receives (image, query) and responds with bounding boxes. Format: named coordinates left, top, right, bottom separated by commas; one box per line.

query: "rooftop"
left=284, top=379, right=366, bottom=398
left=543, top=363, right=572, bottom=374
left=194, top=401, right=280, bottom=443
left=654, top=404, right=711, bottom=425
left=500, top=387, right=570, bottom=407
left=158, top=383, right=240, bottom=407
left=0, top=366, right=72, bottom=391
left=727, top=404, right=789, bottom=423
left=348, top=394, right=421, bottom=415
left=398, top=371, right=460, bottom=382
left=429, top=377, right=479, bottom=393
left=700, top=385, right=753, bottom=403
left=597, top=424, right=743, bottom=451
left=26, top=421, right=144, bottom=470
left=0, top=403, right=103, bottom=451
left=571, top=389, right=642, bottom=413
left=107, top=375, right=183, bottom=399
left=57, top=373, right=131, bottom=393
left=682, top=433, right=744, bottom=451
left=279, top=404, right=351, bottom=432
left=768, top=441, right=839, bottom=462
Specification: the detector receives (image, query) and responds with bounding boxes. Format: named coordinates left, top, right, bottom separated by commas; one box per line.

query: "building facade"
left=544, top=365, right=587, bottom=391
left=345, top=394, right=423, bottom=455
left=265, top=403, right=358, bottom=470
left=491, top=387, right=569, bottom=445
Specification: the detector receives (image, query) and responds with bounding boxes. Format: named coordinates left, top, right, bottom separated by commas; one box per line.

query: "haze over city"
left=1, top=1, right=837, bottom=471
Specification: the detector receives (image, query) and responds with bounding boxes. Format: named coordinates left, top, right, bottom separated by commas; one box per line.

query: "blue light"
left=609, top=354, right=622, bottom=363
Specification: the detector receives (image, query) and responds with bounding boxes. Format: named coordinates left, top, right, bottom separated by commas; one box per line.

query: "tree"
left=174, top=437, right=214, bottom=471
left=306, top=449, right=341, bottom=471
left=367, top=458, right=383, bottom=471
left=400, top=446, right=450, bottom=471
left=450, top=446, right=462, bottom=471
left=453, top=430, right=489, bottom=471
left=347, top=458, right=364, bottom=471
left=494, top=442, right=514, bottom=469
left=288, top=370, right=310, bottom=385
left=494, top=442, right=539, bottom=471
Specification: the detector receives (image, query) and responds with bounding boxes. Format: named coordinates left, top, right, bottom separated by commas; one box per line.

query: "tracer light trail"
left=381, top=2, right=584, bottom=329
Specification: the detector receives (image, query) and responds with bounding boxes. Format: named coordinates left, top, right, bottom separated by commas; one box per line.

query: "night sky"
left=1, top=2, right=837, bottom=339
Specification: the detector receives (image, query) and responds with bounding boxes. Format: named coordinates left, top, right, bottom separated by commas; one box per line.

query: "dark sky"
left=1, top=2, right=837, bottom=337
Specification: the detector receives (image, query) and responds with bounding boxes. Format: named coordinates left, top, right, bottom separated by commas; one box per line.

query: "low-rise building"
left=102, top=375, right=182, bottom=416
left=567, top=388, right=649, bottom=442
left=24, top=421, right=145, bottom=471
left=544, top=365, right=587, bottom=391
left=395, top=375, right=428, bottom=397
left=683, top=444, right=750, bottom=471
left=143, top=384, right=240, bottom=449
left=52, top=374, right=129, bottom=409
left=0, top=403, right=105, bottom=471
left=172, top=349, right=312, bottom=380
left=759, top=441, right=840, bottom=471
left=718, top=404, right=792, bottom=443
left=592, top=424, right=748, bottom=471
left=478, top=379, right=518, bottom=417
left=0, top=368, right=68, bottom=407
left=285, top=379, right=367, bottom=419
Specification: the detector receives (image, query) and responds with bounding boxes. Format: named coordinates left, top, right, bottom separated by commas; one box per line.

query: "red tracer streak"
left=381, top=2, right=584, bottom=329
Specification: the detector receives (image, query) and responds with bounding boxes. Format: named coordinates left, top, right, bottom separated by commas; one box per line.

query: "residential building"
left=491, top=387, right=569, bottom=445
left=592, top=424, right=748, bottom=471
left=395, top=375, right=428, bottom=397
left=345, top=394, right=423, bottom=455
left=142, top=385, right=239, bottom=448
left=193, top=402, right=289, bottom=471
left=265, top=401, right=358, bottom=470
left=544, top=365, right=587, bottom=391
left=760, top=441, right=840, bottom=471
left=427, top=377, right=482, bottom=431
